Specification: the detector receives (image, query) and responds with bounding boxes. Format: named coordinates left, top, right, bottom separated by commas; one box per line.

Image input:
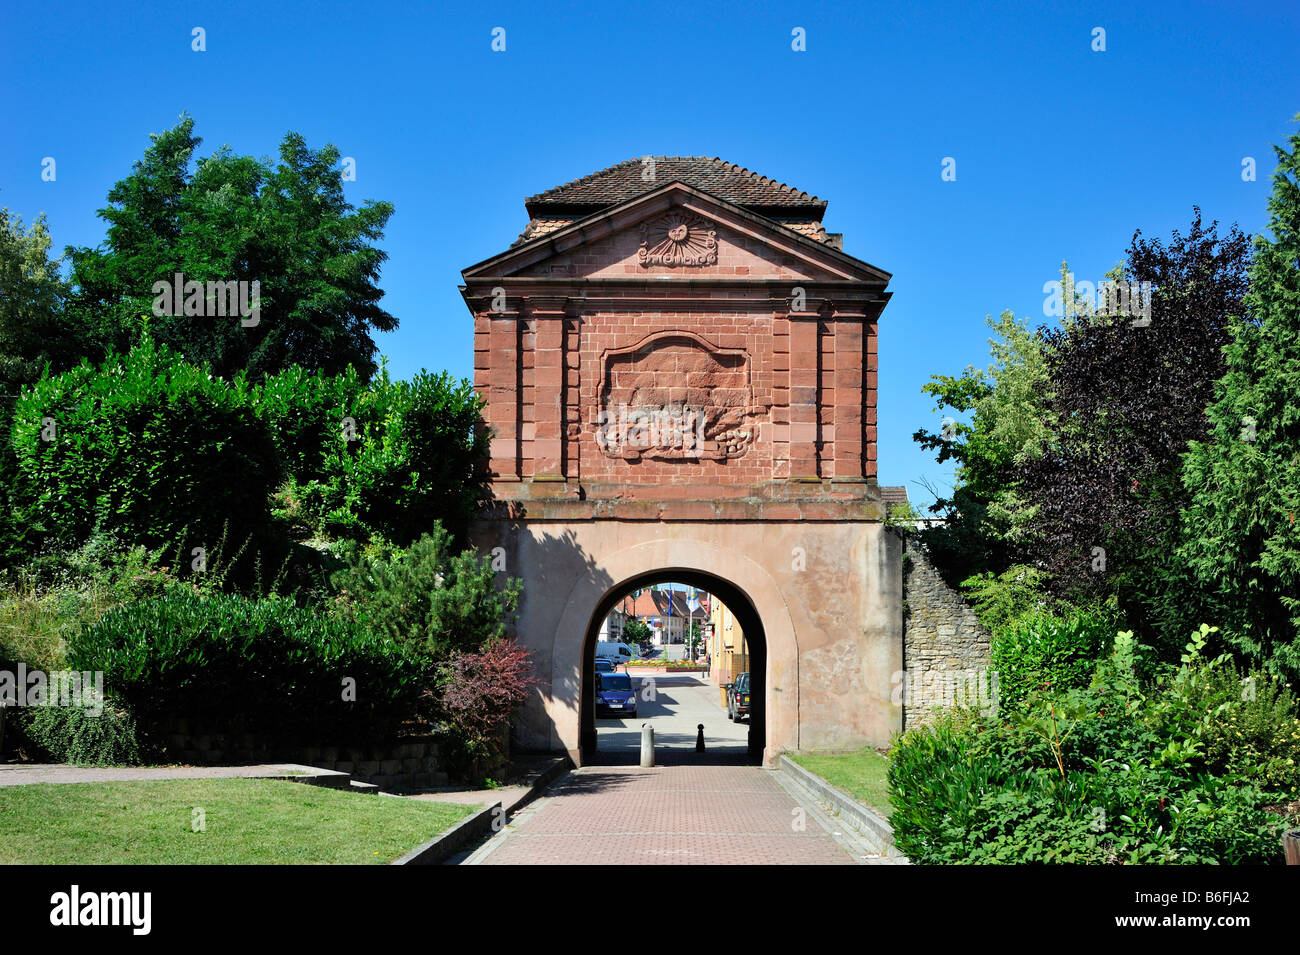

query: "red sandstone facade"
left=462, top=159, right=902, bottom=763
left=463, top=163, right=891, bottom=506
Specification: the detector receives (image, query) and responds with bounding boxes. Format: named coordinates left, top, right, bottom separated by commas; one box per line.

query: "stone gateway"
left=463, top=157, right=903, bottom=765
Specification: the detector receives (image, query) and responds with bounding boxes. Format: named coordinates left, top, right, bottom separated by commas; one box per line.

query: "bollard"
left=640, top=722, right=655, bottom=767
left=1284, top=829, right=1300, bottom=865
left=696, top=723, right=705, bottom=753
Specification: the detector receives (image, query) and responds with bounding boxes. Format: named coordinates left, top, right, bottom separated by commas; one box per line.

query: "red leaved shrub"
left=438, top=638, right=537, bottom=755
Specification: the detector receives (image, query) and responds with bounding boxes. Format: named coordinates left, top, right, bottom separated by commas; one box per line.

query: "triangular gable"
left=462, top=181, right=890, bottom=285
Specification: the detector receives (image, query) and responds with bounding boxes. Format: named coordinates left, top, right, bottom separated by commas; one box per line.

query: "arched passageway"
left=580, top=571, right=766, bottom=765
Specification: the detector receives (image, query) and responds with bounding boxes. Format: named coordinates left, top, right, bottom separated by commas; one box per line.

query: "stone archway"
left=578, top=568, right=768, bottom=762
left=555, top=538, right=790, bottom=762
left=463, top=159, right=904, bottom=768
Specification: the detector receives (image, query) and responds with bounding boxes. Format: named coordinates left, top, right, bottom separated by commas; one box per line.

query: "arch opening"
left=578, top=569, right=767, bottom=766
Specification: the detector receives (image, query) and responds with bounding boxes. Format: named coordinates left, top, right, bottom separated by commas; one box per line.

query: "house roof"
left=879, top=486, right=909, bottom=505
left=618, top=589, right=709, bottom=621
left=525, top=156, right=828, bottom=218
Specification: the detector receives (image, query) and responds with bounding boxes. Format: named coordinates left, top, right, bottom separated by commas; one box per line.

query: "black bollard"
left=696, top=723, right=705, bottom=753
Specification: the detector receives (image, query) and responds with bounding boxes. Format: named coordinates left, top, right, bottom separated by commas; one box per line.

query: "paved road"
left=593, top=673, right=749, bottom=762
left=465, top=678, right=867, bottom=865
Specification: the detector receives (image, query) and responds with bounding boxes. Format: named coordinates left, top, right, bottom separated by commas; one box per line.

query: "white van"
left=595, top=641, right=636, bottom=665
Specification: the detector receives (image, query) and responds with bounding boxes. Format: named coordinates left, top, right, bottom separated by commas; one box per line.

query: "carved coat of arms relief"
left=637, top=213, right=718, bottom=267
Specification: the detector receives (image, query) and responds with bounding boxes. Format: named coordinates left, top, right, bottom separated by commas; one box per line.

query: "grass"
left=790, top=747, right=892, bottom=817
left=0, top=778, right=478, bottom=864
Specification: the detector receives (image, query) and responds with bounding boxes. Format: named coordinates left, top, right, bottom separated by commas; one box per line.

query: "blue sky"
left=2, top=0, right=1297, bottom=503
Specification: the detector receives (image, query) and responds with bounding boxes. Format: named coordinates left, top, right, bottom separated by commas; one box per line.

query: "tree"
left=912, top=310, right=1054, bottom=579
left=331, top=526, right=522, bottom=660
left=1179, top=119, right=1300, bottom=677
left=0, top=210, right=70, bottom=406
left=66, top=115, right=397, bottom=381
left=1019, top=213, right=1251, bottom=640
left=623, top=619, right=652, bottom=645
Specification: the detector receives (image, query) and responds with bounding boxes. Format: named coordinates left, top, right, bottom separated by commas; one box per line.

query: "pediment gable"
left=462, top=182, right=889, bottom=286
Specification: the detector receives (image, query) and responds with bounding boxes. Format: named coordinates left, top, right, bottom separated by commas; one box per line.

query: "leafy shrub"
left=888, top=713, right=996, bottom=860
left=69, top=589, right=429, bottom=742
left=261, top=363, right=489, bottom=546
left=888, top=627, right=1296, bottom=864
left=1188, top=665, right=1300, bottom=798
left=0, top=538, right=177, bottom=671
left=989, top=606, right=1116, bottom=713
left=438, top=638, right=537, bottom=765
left=10, top=339, right=280, bottom=558
left=961, top=564, right=1052, bottom=630
left=17, top=695, right=143, bottom=765
left=330, top=526, right=521, bottom=660
left=255, top=365, right=363, bottom=483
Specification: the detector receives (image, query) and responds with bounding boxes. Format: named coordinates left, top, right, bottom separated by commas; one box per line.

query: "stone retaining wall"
left=901, top=537, right=993, bottom=728
left=159, top=724, right=449, bottom=790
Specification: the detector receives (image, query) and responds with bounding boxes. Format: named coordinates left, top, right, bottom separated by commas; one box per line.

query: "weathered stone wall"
left=157, top=723, right=450, bottom=791
left=471, top=514, right=903, bottom=765
left=901, top=537, right=994, bottom=728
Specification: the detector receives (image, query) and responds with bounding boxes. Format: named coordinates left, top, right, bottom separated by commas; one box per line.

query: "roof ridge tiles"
left=524, top=156, right=825, bottom=210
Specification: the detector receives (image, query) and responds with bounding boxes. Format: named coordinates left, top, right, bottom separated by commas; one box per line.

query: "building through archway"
left=463, top=158, right=903, bottom=766
left=582, top=573, right=767, bottom=763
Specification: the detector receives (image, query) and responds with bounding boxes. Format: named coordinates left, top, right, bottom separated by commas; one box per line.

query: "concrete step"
left=349, top=780, right=380, bottom=795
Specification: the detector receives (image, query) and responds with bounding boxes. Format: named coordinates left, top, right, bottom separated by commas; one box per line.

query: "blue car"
left=595, top=672, right=638, bottom=717
left=594, top=658, right=616, bottom=674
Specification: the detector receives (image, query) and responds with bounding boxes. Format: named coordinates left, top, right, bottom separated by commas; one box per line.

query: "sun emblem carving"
left=638, top=213, right=718, bottom=267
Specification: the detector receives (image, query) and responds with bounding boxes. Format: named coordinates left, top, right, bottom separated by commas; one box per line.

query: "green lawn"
left=791, top=747, right=892, bottom=817
left=0, top=778, right=478, bottom=864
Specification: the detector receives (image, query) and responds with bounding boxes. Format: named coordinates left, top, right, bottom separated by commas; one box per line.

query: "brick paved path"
left=471, top=764, right=859, bottom=865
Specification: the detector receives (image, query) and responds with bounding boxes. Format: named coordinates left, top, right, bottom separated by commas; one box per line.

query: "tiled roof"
left=879, top=486, right=909, bottom=504
left=618, top=588, right=708, bottom=620
left=524, top=156, right=828, bottom=216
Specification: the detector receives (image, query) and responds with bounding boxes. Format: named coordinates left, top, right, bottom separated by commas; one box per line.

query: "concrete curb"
left=392, top=801, right=503, bottom=865
left=503, top=755, right=572, bottom=815
left=778, top=754, right=909, bottom=863
left=395, top=756, right=572, bottom=865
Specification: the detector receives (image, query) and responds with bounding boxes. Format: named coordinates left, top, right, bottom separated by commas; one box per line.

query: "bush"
left=960, top=564, right=1052, bottom=629
left=261, top=363, right=489, bottom=546
left=437, top=638, right=537, bottom=774
left=989, top=607, right=1116, bottom=713
left=1189, top=665, right=1300, bottom=798
left=330, top=526, right=520, bottom=660
left=0, top=538, right=177, bottom=671
left=255, top=365, right=364, bottom=486
left=887, top=628, right=1297, bottom=864
left=889, top=708, right=1290, bottom=864
left=10, top=339, right=280, bottom=559
left=69, top=589, right=429, bottom=743
left=17, top=696, right=143, bottom=765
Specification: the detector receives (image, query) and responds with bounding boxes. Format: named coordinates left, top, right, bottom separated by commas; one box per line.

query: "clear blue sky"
left=3, top=1, right=1297, bottom=503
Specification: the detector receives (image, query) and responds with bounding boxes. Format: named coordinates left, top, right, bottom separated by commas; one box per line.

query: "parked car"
left=726, top=672, right=751, bottom=723
left=594, top=658, right=616, bottom=673
left=595, top=672, right=638, bottom=717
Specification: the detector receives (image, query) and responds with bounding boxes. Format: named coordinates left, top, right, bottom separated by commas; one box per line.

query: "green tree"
left=0, top=209, right=73, bottom=564
left=0, top=210, right=70, bottom=405
left=623, top=619, right=652, bottom=645
left=66, top=115, right=397, bottom=381
left=1179, top=118, right=1300, bottom=677
left=331, top=527, right=521, bottom=660
left=912, top=310, right=1054, bottom=578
